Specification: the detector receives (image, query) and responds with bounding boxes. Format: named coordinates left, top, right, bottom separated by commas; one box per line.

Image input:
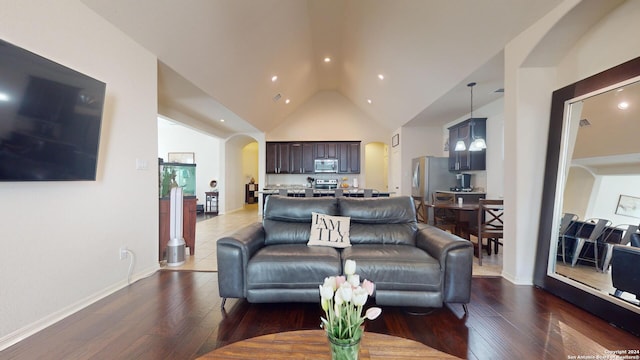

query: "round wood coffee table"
left=198, top=329, right=461, bottom=359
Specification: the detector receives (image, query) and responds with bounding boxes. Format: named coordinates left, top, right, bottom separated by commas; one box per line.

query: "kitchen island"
left=260, top=186, right=391, bottom=203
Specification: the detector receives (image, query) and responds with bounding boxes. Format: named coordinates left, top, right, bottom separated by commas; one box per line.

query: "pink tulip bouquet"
left=319, top=260, right=382, bottom=342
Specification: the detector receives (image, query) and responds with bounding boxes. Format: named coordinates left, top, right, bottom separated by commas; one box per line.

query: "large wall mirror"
left=535, top=56, right=640, bottom=335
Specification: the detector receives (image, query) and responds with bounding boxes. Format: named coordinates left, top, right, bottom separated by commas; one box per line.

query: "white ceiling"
left=83, top=0, right=565, bottom=137
left=572, top=77, right=640, bottom=174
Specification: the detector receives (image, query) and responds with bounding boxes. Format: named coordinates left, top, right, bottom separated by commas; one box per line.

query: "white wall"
left=157, top=117, right=222, bottom=205
left=365, top=142, right=388, bottom=192
left=589, top=175, right=640, bottom=226
left=563, top=166, right=595, bottom=219
left=503, top=0, right=640, bottom=284
left=242, top=142, right=259, bottom=185
left=0, top=0, right=159, bottom=348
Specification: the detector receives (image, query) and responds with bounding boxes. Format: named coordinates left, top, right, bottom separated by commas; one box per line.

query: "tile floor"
left=162, top=203, right=503, bottom=277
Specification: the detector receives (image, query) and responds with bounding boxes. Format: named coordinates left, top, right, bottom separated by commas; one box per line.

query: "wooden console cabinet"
left=245, top=184, right=258, bottom=203
left=159, top=197, right=197, bottom=261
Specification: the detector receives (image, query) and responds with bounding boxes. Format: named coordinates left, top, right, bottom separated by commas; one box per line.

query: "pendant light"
left=467, top=82, right=487, bottom=152
left=454, top=83, right=467, bottom=152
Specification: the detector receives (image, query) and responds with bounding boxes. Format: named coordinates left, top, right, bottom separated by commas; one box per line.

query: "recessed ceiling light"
left=220, top=118, right=225, bottom=122
left=618, top=101, right=629, bottom=110
left=378, top=74, right=384, bottom=80
left=0, top=93, right=8, bottom=101
left=271, top=75, right=278, bottom=82
left=285, top=99, right=291, bottom=104
left=367, top=99, right=372, bottom=104
left=324, top=57, right=331, bottom=63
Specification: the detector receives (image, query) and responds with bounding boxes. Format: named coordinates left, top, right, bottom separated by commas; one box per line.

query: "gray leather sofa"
left=217, top=195, right=473, bottom=312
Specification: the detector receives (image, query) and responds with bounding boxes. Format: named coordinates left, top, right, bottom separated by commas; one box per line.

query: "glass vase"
left=327, top=333, right=361, bottom=360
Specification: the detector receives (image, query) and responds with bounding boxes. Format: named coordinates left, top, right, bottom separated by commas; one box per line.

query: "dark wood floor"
left=2, top=271, right=638, bottom=360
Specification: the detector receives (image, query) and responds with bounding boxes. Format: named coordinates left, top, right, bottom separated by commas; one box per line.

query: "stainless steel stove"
left=315, top=179, right=338, bottom=189
left=450, top=187, right=474, bottom=192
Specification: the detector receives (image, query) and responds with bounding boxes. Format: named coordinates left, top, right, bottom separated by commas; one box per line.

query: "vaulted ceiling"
left=83, top=0, right=564, bottom=138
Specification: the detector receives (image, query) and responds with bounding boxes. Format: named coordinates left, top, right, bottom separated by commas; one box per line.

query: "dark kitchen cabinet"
left=267, top=141, right=360, bottom=174
left=266, top=142, right=291, bottom=174
left=315, top=142, right=338, bottom=159
left=290, top=143, right=315, bottom=174
left=338, top=142, right=360, bottom=173
left=448, top=118, right=486, bottom=171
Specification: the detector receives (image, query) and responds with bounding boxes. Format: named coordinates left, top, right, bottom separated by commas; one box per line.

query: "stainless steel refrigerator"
left=411, top=156, right=453, bottom=205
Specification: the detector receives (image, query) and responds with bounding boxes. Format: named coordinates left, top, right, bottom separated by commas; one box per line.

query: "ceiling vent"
left=273, top=93, right=282, bottom=102
left=494, top=88, right=504, bottom=93
left=579, top=118, right=591, bottom=127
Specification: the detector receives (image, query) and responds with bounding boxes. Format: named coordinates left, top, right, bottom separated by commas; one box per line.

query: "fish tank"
left=159, top=162, right=196, bottom=198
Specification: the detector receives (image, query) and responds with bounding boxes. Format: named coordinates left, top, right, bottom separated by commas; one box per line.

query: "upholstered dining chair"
left=431, top=193, right=457, bottom=234
left=476, top=199, right=504, bottom=266
left=611, top=245, right=640, bottom=300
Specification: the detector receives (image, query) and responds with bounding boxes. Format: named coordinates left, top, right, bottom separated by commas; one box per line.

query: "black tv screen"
left=0, top=39, right=106, bottom=181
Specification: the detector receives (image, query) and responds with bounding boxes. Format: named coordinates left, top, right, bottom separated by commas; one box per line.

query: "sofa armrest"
left=216, top=222, right=266, bottom=299
left=415, top=224, right=473, bottom=303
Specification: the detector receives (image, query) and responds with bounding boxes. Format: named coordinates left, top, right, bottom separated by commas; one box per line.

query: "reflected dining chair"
left=431, top=193, right=457, bottom=234
left=558, top=213, right=579, bottom=264
left=600, top=224, right=639, bottom=272
left=476, top=199, right=504, bottom=266
left=570, top=218, right=611, bottom=270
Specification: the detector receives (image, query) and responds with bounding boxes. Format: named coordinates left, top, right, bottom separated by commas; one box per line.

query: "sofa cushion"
left=308, top=212, right=351, bottom=248
left=342, top=244, right=441, bottom=291
left=247, top=244, right=342, bottom=289
left=339, top=197, right=417, bottom=245
left=338, top=197, right=416, bottom=224
left=263, top=196, right=338, bottom=245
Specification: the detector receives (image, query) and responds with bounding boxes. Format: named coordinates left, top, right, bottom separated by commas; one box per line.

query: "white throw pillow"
left=308, top=212, right=351, bottom=248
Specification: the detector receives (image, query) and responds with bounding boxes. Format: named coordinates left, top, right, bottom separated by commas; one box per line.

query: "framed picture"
left=615, top=195, right=640, bottom=218
left=392, top=134, right=399, bottom=147
left=168, top=152, right=195, bottom=164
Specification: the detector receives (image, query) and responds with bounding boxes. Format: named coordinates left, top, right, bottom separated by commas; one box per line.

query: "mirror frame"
left=534, top=55, right=640, bottom=336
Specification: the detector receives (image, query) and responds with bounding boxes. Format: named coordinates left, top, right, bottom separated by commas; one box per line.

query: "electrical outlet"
left=119, top=247, right=128, bottom=260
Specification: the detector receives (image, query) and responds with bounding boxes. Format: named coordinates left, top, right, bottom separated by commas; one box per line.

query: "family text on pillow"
left=308, top=212, right=351, bottom=248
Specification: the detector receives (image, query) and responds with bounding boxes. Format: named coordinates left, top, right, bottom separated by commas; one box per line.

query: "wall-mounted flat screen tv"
left=0, top=39, right=106, bottom=181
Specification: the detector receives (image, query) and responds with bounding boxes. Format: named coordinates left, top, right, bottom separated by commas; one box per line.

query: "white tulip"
left=334, top=289, right=344, bottom=305
left=344, top=259, right=357, bottom=275
left=348, top=274, right=360, bottom=287
left=323, top=276, right=337, bottom=290
left=320, top=284, right=334, bottom=302
left=352, top=287, right=368, bottom=306
left=365, top=307, right=382, bottom=320
left=338, top=282, right=353, bottom=302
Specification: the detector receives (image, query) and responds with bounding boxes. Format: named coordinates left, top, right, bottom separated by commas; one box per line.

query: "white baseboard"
left=0, top=265, right=159, bottom=351
left=501, top=270, right=534, bottom=285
